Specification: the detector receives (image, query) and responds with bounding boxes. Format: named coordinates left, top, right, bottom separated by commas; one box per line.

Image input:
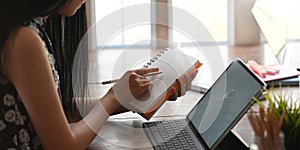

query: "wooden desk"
left=87, top=44, right=299, bottom=149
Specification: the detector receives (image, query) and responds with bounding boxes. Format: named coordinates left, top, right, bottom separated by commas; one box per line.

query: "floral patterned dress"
left=0, top=18, right=60, bottom=150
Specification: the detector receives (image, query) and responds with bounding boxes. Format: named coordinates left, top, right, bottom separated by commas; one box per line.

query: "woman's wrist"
left=100, top=88, right=121, bottom=115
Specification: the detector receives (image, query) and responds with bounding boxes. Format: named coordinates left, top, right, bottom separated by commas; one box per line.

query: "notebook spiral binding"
left=143, top=48, right=170, bottom=68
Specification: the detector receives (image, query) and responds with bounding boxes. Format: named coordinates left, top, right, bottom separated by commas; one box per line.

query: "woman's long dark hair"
left=45, top=6, right=88, bottom=121
left=0, top=0, right=68, bottom=72
left=0, top=1, right=88, bottom=121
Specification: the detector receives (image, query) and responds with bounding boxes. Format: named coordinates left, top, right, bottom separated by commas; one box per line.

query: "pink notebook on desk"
left=260, top=65, right=300, bottom=82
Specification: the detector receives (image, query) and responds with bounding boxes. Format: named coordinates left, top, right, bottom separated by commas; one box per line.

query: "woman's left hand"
left=168, top=70, right=198, bottom=100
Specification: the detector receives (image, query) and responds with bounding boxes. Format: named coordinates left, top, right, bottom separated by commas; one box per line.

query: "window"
left=286, top=0, right=300, bottom=40
left=94, top=0, right=151, bottom=48
left=92, top=0, right=228, bottom=48
left=172, top=0, right=228, bottom=44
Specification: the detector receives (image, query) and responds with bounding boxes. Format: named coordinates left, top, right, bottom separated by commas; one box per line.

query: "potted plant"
left=264, top=87, right=300, bottom=150
left=263, top=86, right=300, bottom=150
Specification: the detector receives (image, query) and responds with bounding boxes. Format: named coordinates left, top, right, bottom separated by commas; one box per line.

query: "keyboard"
left=143, top=120, right=199, bottom=150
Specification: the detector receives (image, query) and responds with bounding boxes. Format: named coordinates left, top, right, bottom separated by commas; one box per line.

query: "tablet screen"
left=187, top=59, right=265, bottom=149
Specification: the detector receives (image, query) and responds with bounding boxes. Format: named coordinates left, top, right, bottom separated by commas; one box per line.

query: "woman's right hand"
left=111, top=68, right=159, bottom=111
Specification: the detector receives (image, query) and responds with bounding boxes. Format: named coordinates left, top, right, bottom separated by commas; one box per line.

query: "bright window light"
left=172, top=0, right=228, bottom=43
left=286, top=0, right=300, bottom=40
left=94, top=0, right=151, bottom=47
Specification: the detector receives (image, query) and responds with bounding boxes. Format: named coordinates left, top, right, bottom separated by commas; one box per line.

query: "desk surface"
left=87, top=44, right=299, bottom=150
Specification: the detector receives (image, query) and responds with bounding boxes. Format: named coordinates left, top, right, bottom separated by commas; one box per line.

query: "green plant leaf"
left=263, top=85, right=300, bottom=148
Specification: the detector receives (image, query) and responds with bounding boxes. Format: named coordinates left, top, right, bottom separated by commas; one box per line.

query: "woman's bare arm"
left=3, top=27, right=119, bottom=150
left=3, top=26, right=158, bottom=149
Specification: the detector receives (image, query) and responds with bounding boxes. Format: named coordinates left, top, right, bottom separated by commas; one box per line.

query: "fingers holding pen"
left=129, top=72, right=152, bottom=90
left=127, top=68, right=160, bottom=100
left=111, top=68, right=159, bottom=112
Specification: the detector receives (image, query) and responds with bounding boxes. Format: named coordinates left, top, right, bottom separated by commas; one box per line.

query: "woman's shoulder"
left=4, top=26, right=46, bottom=64
left=13, top=26, right=43, bottom=47
left=3, top=26, right=47, bottom=80
left=4, top=26, right=43, bottom=54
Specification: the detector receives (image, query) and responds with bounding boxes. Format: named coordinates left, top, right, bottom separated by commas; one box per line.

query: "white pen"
left=100, top=71, right=163, bottom=85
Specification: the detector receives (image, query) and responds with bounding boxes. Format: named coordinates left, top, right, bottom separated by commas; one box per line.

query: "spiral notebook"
left=131, top=48, right=202, bottom=120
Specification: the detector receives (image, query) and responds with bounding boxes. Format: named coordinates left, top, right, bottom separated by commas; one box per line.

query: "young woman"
left=0, top=0, right=193, bottom=149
